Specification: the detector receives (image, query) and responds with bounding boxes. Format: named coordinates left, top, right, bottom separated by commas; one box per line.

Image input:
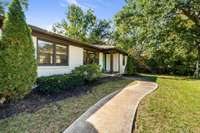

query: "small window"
left=38, top=40, right=54, bottom=65
left=37, top=39, right=68, bottom=65
left=55, top=44, right=68, bottom=65
left=123, top=55, right=126, bottom=66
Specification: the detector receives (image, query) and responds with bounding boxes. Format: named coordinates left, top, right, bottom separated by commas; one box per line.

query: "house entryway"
left=103, top=53, right=121, bottom=73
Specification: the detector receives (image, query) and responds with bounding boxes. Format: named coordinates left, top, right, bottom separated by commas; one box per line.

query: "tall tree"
left=53, top=4, right=96, bottom=41
left=0, top=0, right=36, bottom=102
left=53, top=4, right=112, bottom=44
left=0, top=0, right=28, bottom=15
left=89, top=19, right=112, bottom=44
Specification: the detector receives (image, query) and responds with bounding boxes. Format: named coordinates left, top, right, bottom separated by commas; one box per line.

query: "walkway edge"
left=63, top=90, right=120, bottom=133
left=131, top=81, right=158, bottom=132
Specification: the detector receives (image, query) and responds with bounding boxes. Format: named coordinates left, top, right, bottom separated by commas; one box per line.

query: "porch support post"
left=118, top=53, right=120, bottom=73
left=110, top=53, right=113, bottom=73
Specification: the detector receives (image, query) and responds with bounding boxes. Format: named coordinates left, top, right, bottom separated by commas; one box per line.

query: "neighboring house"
left=0, top=16, right=127, bottom=77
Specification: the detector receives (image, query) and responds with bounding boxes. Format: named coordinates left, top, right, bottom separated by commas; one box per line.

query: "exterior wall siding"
left=32, top=36, right=37, bottom=58
left=99, top=52, right=104, bottom=71
left=113, top=53, right=119, bottom=72
left=106, top=54, right=111, bottom=72
left=120, top=54, right=127, bottom=74
left=68, top=45, right=84, bottom=71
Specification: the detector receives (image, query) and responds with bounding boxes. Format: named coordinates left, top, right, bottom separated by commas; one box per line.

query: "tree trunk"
left=193, top=44, right=200, bottom=78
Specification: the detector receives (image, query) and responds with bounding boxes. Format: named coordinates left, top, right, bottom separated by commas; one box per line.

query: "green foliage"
left=36, top=64, right=101, bottom=94
left=36, top=74, right=84, bottom=94
left=71, top=64, right=101, bottom=82
left=52, top=5, right=96, bottom=41
left=52, top=4, right=112, bottom=44
left=115, top=0, right=200, bottom=77
left=0, top=0, right=37, bottom=102
left=125, top=56, right=136, bottom=75
left=89, top=19, right=112, bottom=44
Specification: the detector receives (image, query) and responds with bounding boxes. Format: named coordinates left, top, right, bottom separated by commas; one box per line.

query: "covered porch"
left=100, top=52, right=127, bottom=74
left=83, top=45, right=128, bottom=74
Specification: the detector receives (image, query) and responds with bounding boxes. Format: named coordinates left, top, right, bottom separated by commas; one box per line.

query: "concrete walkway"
left=64, top=81, right=158, bottom=133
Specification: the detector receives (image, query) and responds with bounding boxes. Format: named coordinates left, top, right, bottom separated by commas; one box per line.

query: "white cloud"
left=60, top=0, right=94, bottom=11
left=59, top=0, right=78, bottom=8
left=66, top=0, right=79, bottom=6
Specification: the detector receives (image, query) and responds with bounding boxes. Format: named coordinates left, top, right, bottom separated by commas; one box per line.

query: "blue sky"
left=21, top=0, right=125, bottom=30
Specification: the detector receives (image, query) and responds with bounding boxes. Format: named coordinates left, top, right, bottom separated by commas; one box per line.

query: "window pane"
left=38, top=40, right=53, bottom=65
left=56, top=44, right=68, bottom=65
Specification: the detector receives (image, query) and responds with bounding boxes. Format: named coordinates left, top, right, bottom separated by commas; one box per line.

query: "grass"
left=135, top=75, right=200, bottom=133
left=0, top=79, right=133, bottom=133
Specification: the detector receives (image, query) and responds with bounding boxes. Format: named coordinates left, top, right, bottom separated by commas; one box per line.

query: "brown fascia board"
left=0, top=15, right=127, bottom=55
left=102, top=48, right=128, bottom=55
left=30, top=25, right=101, bottom=51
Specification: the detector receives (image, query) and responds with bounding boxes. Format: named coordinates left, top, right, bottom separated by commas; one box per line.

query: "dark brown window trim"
left=123, top=55, right=126, bottom=66
left=37, top=38, right=69, bottom=66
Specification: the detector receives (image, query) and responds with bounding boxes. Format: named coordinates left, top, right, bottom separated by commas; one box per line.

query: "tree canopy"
left=53, top=4, right=112, bottom=45
left=115, top=0, right=200, bottom=77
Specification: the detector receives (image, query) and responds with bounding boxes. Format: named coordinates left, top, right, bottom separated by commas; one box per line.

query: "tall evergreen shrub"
left=0, top=0, right=37, bottom=102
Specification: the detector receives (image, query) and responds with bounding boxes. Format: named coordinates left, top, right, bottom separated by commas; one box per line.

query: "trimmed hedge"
left=36, top=64, right=101, bottom=94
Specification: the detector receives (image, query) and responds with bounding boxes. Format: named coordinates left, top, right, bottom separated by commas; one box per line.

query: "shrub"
left=36, top=64, right=101, bottom=94
left=125, top=56, right=136, bottom=75
left=71, top=64, right=101, bottom=82
left=0, top=0, right=37, bottom=102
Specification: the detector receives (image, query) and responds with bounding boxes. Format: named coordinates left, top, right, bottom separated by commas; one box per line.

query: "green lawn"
left=135, top=75, right=200, bottom=133
left=0, top=79, right=133, bottom=133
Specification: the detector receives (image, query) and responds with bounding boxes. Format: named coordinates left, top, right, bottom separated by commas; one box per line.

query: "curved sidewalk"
left=64, top=81, right=158, bottom=133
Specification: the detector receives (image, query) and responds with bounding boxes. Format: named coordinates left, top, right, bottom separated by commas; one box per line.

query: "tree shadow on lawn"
left=124, top=73, right=158, bottom=82
left=0, top=76, right=123, bottom=120
left=129, top=73, right=199, bottom=82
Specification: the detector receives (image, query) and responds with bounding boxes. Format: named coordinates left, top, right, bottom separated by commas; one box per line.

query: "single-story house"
left=0, top=16, right=128, bottom=77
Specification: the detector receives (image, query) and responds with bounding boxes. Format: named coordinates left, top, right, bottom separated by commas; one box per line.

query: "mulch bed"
left=0, top=76, right=123, bottom=120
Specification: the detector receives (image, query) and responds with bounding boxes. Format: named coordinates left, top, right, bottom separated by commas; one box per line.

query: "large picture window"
left=37, top=40, right=68, bottom=65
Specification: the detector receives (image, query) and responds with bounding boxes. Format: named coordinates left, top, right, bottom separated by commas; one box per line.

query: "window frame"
left=37, top=38, right=69, bottom=66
